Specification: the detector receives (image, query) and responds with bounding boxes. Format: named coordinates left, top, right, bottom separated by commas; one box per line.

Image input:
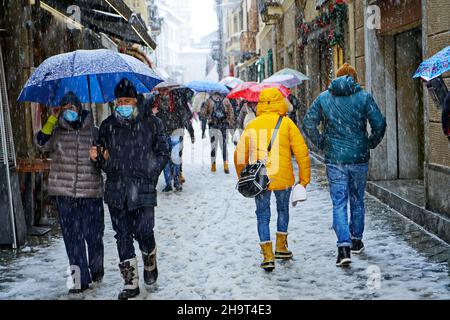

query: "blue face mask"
left=116, top=105, right=134, bottom=119
left=63, top=109, right=79, bottom=122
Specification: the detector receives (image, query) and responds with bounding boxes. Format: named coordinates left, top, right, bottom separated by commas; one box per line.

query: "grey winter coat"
left=35, top=112, right=104, bottom=198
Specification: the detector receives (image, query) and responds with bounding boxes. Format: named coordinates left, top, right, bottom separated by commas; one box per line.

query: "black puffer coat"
left=98, top=109, right=169, bottom=210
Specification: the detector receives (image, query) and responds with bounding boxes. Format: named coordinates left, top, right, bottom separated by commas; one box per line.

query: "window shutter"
left=0, top=45, right=16, bottom=168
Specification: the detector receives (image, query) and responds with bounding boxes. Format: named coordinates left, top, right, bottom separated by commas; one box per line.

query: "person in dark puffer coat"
left=303, top=63, right=386, bottom=267
left=92, top=78, right=169, bottom=300
left=35, top=92, right=104, bottom=295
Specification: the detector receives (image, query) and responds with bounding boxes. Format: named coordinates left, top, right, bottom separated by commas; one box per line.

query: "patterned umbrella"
left=18, top=49, right=162, bottom=106
left=413, top=46, right=450, bottom=81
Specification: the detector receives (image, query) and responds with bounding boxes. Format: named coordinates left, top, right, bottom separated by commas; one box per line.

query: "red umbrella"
left=227, top=82, right=291, bottom=102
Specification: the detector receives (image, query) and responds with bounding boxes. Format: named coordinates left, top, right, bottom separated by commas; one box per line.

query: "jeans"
left=109, top=203, right=156, bottom=262
left=254, top=188, right=292, bottom=242
left=210, top=126, right=228, bottom=164
left=164, top=136, right=182, bottom=188
left=326, top=163, right=369, bottom=248
left=56, top=197, right=105, bottom=289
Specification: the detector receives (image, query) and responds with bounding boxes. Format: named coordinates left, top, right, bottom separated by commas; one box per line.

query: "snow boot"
left=259, top=241, right=275, bottom=272
left=351, top=239, right=365, bottom=254
left=142, top=247, right=158, bottom=286
left=68, top=285, right=89, bottom=295
left=275, top=232, right=293, bottom=260
left=162, top=185, right=173, bottom=193
left=336, top=247, right=352, bottom=267
left=224, top=161, right=230, bottom=174
left=211, top=162, right=217, bottom=172
left=118, top=257, right=140, bottom=300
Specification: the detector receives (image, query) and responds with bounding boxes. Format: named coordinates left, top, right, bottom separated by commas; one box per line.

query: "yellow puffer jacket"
left=234, top=88, right=311, bottom=190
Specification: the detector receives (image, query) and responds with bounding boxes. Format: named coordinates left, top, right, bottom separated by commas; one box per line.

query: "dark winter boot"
left=118, top=258, right=140, bottom=300
left=162, top=185, right=173, bottom=193
left=142, top=247, right=158, bottom=286
left=224, top=161, right=230, bottom=174
left=351, top=239, right=365, bottom=254
left=68, top=285, right=89, bottom=295
left=336, top=247, right=352, bottom=267
left=91, top=271, right=104, bottom=283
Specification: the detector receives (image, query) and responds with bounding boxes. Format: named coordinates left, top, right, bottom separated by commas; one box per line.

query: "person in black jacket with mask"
left=90, top=78, right=169, bottom=300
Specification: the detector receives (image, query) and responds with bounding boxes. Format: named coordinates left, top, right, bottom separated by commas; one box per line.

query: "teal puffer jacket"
left=302, top=76, right=386, bottom=165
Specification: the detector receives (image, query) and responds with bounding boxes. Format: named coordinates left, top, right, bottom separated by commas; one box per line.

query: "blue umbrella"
left=18, top=49, right=163, bottom=106
left=186, top=81, right=230, bottom=95
left=413, top=46, right=450, bottom=81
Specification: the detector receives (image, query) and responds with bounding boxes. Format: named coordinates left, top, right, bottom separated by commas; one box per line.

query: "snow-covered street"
left=1, top=125, right=450, bottom=300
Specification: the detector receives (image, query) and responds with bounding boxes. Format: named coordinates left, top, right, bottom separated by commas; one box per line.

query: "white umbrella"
left=263, top=74, right=301, bottom=88
left=274, top=68, right=309, bottom=82
left=220, top=76, right=244, bottom=89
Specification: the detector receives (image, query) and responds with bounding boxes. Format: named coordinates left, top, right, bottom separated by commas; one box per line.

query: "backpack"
left=211, top=98, right=227, bottom=123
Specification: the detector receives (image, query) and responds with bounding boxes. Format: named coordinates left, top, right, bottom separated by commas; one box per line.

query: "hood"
left=256, top=88, right=288, bottom=116
left=328, top=76, right=362, bottom=96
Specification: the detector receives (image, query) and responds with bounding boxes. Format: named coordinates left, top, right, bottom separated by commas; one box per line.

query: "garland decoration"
left=298, top=0, right=348, bottom=49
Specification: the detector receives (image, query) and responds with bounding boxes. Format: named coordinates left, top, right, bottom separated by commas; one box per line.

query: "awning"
left=40, top=0, right=157, bottom=50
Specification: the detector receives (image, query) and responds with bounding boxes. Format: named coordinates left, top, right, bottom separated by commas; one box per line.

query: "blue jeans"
left=109, top=203, right=155, bottom=262
left=326, top=163, right=369, bottom=248
left=164, top=136, right=182, bottom=188
left=56, top=197, right=105, bottom=289
left=254, top=188, right=292, bottom=242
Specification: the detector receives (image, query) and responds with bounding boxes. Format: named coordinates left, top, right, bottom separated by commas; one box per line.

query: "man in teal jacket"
left=303, top=63, right=386, bottom=267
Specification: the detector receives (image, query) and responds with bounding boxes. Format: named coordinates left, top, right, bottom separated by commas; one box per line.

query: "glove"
left=41, top=115, right=58, bottom=135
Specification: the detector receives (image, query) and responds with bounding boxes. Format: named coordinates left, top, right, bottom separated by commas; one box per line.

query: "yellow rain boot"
left=259, top=241, right=275, bottom=272
left=211, top=162, right=217, bottom=172
left=275, top=232, right=293, bottom=260
left=224, top=161, right=230, bottom=174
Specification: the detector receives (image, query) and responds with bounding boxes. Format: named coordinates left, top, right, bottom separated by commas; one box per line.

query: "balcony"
left=225, top=33, right=241, bottom=51
left=258, top=0, right=283, bottom=25
left=240, top=31, right=257, bottom=55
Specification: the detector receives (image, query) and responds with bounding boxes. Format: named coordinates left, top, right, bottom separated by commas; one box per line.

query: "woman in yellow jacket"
left=234, top=88, right=311, bottom=272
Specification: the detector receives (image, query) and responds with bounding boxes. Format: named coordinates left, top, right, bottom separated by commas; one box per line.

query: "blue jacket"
left=302, top=76, right=386, bottom=165
left=98, top=109, right=170, bottom=211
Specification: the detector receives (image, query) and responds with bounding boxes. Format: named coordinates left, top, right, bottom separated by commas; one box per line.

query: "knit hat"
left=114, top=78, right=138, bottom=99
left=336, top=63, right=358, bottom=83
left=60, top=91, right=82, bottom=110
